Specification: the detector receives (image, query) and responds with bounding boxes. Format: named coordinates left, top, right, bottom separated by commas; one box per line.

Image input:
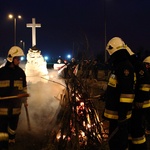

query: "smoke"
left=0, top=58, right=67, bottom=137
left=17, top=65, right=66, bottom=136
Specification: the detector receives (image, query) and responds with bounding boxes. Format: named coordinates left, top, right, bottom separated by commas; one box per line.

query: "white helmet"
left=106, top=37, right=126, bottom=55
left=143, top=56, right=150, bottom=64
left=7, top=46, right=24, bottom=62
left=57, top=59, right=62, bottom=64
left=71, top=58, right=75, bottom=62
left=126, top=46, right=134, bottom=56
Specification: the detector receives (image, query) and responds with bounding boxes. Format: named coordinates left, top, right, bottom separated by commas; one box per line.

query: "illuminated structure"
left=25, top=46, right=48, bottom=78
left=25, top=18, right=49, bottom=82
left=26, top=18, right=41, bottom=47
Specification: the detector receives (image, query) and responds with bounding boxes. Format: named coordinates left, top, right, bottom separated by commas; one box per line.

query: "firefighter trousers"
left=128, top=109, right=147, bottom=150
left=109, top=119, right=128, bottom=150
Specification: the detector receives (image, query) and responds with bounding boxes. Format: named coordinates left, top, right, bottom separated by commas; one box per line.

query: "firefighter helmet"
left=71, top=58, right=75, bottom=62
left=126, top=46, right=134, bottom=56
left=57, top=59, right=62, bottom=64
left=143, top=56, right=150, bottom=64
left=7, top=46, right=24, bottom=62
left=106, top=37, right=126, bottom=55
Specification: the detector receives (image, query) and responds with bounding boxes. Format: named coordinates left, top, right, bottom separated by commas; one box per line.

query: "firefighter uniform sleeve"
left=134, top=62, right=150, bottom=106
left=116, top=62, right=135, bottom=121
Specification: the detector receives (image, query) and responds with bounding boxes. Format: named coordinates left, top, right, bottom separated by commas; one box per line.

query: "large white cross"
left=26, top=18, right=41, bottom=47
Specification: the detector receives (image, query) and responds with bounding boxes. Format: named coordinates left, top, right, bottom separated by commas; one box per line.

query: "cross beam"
left=26, top=18, right=41, bottom=47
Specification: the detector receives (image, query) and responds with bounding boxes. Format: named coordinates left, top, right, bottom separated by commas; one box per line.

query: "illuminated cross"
left=26, top=18, right=41, bottom=47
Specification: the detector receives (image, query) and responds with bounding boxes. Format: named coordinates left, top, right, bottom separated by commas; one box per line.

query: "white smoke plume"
left=17, top=64, right=66, bottom=136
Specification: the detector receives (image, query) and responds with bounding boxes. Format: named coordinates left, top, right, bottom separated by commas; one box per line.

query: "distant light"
left=20, top=57, right=24, bottom=61
left=8, top=14, right=22, bottom=19
left=18, top=15, right=22, bottom=19
left=8, top=14, right=13, bottom=19
left=44, top=56, right=49, bottom=61
left=67, top=54, right=71, bottom=59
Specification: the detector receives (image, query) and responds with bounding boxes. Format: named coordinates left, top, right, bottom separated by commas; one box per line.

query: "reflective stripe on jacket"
left=0, top=108, right=21, bottom=115
left=104, top=109, right=132, bottom=120
left=0, top=132, right=9, bottom=141
left=131, top=135, right=146, bottom=144
left=139, top=84, right=150, bottom=92
left=120, top=94, right=134, bottom=103
left=104, top=50, right=135, bottom=121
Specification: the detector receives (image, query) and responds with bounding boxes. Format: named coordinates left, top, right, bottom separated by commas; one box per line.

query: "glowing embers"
left=55, top=91, right=108, bottom=149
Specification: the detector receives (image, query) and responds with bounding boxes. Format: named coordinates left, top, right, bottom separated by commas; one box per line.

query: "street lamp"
left=20, top=40, right=25, bottom=51
left=104, top=0, right=107, bottom=63
left=8, top=14, right=22, bottom=46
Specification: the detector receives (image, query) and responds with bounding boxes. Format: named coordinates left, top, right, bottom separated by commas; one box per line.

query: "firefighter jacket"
left=104, top=50, right=135, bottom=121
left=0, top=64, right=27, bottom=114
left=130, top=55, right=150, bottom=108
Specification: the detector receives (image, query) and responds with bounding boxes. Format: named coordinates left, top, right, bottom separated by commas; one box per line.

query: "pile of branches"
left=49, top=76, right=108, bottom=150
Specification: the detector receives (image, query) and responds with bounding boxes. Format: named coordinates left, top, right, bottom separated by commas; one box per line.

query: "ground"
left=8, top=69, right=110, bottom=150
left=7, top=69, right=150, bottom=150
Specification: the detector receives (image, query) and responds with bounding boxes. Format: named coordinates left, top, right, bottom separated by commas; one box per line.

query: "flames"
left=53, top=77, right=108, bottom=149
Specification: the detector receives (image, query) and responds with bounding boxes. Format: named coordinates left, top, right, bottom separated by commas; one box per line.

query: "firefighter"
left=126, top=48, right=150, bottom=150
left=0, top=46, right=28, bottom=149
left=143, top=56, right=150, bottom=135
left=68, top=58, right=77, bottom=76
left=69, top=58, right=77, bottom=70
left=91, top=59, right=99, bottom=79
left=143, top=56, right=150, bottom=69
left=103, top=37, right=135, bottom=150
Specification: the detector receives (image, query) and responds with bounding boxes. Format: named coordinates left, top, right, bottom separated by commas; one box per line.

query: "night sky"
left=0, top=0, right=150, bottom=61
